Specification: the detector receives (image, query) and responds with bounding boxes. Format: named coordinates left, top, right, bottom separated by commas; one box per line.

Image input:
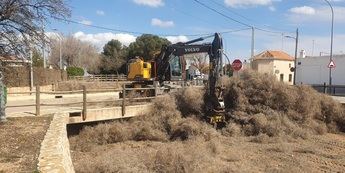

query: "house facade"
left=251, top=50, right=295, bottom=85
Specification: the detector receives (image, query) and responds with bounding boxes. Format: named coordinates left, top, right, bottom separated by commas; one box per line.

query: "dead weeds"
left=70, top=70, right=345, bottom=173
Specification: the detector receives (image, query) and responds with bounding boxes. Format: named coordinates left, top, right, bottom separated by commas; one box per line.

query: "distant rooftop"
left=0, top=55, right=29, bottom=63
left=252, top=50, right=294, bottom=61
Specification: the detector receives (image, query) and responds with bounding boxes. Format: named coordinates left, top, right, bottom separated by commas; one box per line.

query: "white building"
left=296, top=54, right=345, bottom=85
left=251, top=50, right=295, bottom=85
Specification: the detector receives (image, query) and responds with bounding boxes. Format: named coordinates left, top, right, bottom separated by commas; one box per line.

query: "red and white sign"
left=232, top=59, right=243, bottom=71
left=328, top=60, right=336, bottom=68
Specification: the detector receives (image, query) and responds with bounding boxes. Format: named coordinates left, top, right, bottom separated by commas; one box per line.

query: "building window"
left=289, top=63, right=291, bottom=68
left=280, top=74, right=284, bottom=82
left=289, top=74, right=292, bottom=82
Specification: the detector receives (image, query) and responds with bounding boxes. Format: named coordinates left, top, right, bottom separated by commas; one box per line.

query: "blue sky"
left=47, top=0, right=345, bottom=60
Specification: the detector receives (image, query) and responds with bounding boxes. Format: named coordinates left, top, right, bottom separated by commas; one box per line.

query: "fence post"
left=82, top=85, right=87, bottom=121
left=154, top=81, right=158, bottom=97
left=36, top=85, right=40, bottom=116
left=323, top=82, right=327, bottom=94
left=122, top=84, right=126, bottom=117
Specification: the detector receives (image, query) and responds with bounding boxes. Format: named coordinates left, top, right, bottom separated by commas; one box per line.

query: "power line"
left=221, top=27, right=251, bottom=34
left=192, top=0, right=251, bottom=27
left=167, top=2, right=229, bottom=29
left=208, top=0, right=254, bottom=23
left=208, top=0, right=294, bottom=33
left=192, top=0, right=292, bottom=35
left=53, top=16, right=250, bottom=38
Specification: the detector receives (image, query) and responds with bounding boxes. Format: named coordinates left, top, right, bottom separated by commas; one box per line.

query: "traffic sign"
left=328, top=60, right=336, bottom=68
left=232, top=59, right=243, bottom=71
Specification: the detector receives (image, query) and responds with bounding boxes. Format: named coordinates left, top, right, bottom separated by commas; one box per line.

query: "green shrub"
left=66, top=67, right=84, bottom=76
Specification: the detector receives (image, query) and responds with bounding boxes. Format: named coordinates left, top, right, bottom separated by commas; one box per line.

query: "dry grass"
left=223, top=70, right=345, bottom=139
left=174, top=87, right=204, bottom=118
left=70, top=70, right=345, bottom=173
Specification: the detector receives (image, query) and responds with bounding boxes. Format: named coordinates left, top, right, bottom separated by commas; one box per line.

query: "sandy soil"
left=71, top=133, right=345, bottom=173
left=0, top=116, right=51, bottom=173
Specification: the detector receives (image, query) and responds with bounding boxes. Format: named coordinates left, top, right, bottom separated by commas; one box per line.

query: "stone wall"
left=38, top=113, right=75, bottom=173
left=7, top=85, right=55, bottom=94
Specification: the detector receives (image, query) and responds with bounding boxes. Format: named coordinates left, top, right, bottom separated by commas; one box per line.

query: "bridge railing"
left=6, top=82, right=204, bottom=119
left=6, top=85, right=155, bottom=117
left=310, top=83, right=345, bottom=96
left=68, top=74, right=127, bottom=82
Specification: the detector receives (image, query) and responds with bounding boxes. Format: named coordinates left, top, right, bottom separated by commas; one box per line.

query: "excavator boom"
left=155, top=33, right=226, bottom=126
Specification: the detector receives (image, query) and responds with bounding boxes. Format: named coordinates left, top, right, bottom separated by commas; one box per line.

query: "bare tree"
left=49, top=35, right=101, bottom=72
left=0, top=0, right=70, bottom=56
left=191, top=54, right=209, bottom=74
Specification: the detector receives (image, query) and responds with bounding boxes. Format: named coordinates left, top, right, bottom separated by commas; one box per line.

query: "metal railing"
left=311, top=83, right=345, bottom=96
left=6, top=79, right=206, bottom=120
left=69, top=74, right=127, bottom=82
left=6, top=85, right=158, bottom=119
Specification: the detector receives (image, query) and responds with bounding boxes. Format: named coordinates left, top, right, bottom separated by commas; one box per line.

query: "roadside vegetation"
left=69, top=70, right=345, bottom=172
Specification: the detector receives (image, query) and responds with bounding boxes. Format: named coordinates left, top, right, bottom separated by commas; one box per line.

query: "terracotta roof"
left=0, top=55, right=17, bottom=61
left=253, top=50, right=294, bottom=61
left=0, top=55, right=29, bottom=63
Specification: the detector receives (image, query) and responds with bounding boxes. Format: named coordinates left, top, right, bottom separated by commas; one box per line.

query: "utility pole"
left=41, top=24, right=46, bottom=68
left=312, top=40, right=315, bottom=56
left=30, top=50, right=34, bottom=92
left=281, top=33, right=284, bottom=51
left=42, top=40, right=46, bottom=68
left=59, top=35, right=62, bottom=69
left=324, top=0, right=334, bottom=94
left=52, top=29, right=63, bottom=69
left=251, top=26, right=255, bottom=58
left=293, top=28, right=299, bottom=85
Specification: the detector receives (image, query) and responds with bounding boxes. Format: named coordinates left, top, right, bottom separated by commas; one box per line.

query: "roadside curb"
left=38, top=113, right=75, bottom=173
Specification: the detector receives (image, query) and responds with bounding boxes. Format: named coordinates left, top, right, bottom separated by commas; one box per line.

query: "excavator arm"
left=155, top=33, right=226, bottom=126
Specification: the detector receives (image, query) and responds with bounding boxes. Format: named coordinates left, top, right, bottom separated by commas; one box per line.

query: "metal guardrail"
left=6, top=85, right=158, bottom=117
left=7, top=79, right=206, bottom=120
left=69, top=75, right=127, bottom=82
left=311, top=83, right=345, bottom=96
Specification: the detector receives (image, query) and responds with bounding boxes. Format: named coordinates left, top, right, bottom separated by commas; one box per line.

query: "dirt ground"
left=71, top=133, right=345, bottom=173
left=0, top=116, right=52, bottom=173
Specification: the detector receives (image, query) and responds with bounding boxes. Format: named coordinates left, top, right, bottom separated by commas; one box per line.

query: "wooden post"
left=82, top=85, right=87, bottom=121
left=154, top=81, right=158, bottom=97
left=122, top=84, right=126, bottom=117
left=323, top=82, right=327, bottom=94
left=36, top=85, right=40, bottom=116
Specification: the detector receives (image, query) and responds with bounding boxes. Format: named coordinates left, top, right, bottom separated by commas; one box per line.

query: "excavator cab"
left=127, top=57, right=152, bottom=81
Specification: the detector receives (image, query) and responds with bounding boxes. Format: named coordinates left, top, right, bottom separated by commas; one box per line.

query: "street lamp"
left=285, top=28, right=299, bottom=85
left=52, top=29, right=62, bottom=69
left=323, top=0, right=334, bottom=94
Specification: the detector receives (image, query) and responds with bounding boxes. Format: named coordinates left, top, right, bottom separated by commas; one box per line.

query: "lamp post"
left=52, top=29, right=62, bottom=69
left=324, top=0, right=334, bottom=94
left=285, top=28, right=299, bottom=85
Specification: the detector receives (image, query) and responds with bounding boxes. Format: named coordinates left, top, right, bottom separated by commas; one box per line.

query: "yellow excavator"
left=127, top=57, right=152, bottom=81
left=125, top=33, right=227, bottom=127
